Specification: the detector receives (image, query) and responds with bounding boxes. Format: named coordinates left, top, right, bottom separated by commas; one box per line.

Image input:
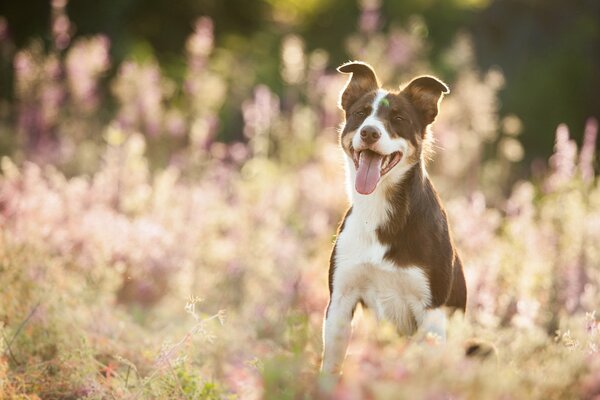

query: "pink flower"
left=579, top=118, right=598, bottom=183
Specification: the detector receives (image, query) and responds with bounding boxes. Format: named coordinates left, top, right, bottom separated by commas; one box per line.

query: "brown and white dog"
left=321, top=61, right=467, bottom=374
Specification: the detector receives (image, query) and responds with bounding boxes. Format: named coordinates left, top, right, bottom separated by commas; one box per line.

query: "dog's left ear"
left=403, top=76, right=449, bottom=126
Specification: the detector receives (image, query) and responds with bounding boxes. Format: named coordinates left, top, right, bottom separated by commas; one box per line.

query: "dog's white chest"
left=335, top=207, right=387, bottom=270
left=333, top=204, right=432, bottom=334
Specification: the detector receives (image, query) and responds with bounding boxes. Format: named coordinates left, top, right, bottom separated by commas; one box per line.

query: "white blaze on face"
left=349, top=89, right=411, bottom=195
left=351, top=89, right=388, bottom=150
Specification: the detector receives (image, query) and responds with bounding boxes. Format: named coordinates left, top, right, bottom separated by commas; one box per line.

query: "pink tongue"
left=355, top=150, right=383, bottom=195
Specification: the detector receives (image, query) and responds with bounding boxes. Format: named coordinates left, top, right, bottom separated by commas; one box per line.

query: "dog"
left=321, top=61, right=467, bottom=374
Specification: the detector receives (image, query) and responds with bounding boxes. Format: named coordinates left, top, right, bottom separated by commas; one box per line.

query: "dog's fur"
left=321, top=61, right=467, bottom=374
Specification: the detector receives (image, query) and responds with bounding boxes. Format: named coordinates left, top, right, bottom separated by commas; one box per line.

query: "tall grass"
left=0, top=4, right=599, bottom=399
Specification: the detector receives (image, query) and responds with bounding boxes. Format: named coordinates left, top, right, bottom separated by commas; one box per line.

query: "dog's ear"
left=403, top=76, right=449, bottom=126
left=337, top=61, right=380, bottom=112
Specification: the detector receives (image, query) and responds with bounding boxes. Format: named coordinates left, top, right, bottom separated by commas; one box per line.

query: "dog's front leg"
left=321, top=293, right=357, bottom=374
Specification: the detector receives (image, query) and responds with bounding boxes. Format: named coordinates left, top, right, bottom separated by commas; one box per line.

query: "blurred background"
left=1, top=0, right=599, bottom=161
left=1, top=0, right=600, bottom=399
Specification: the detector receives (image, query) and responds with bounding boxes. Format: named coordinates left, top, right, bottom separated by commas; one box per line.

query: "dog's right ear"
left=337, top=61, right=380, bottom=112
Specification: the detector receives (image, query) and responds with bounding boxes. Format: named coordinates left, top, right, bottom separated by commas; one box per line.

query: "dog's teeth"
left=382, top=156, right=390, bottom=170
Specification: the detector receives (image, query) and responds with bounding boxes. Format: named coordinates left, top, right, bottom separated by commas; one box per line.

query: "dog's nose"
left=360, top=126, right=381, bottom=144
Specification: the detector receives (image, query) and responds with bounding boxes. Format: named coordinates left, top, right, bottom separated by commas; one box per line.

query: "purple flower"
left=359, top=0, right=381, bottom=34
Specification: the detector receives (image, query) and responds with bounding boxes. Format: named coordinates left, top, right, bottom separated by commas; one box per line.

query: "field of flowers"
left=1, top=4, right=600, bottom=399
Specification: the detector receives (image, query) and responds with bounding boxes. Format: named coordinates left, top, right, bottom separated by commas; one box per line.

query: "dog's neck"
left=344, top=156, right=427, bottom=230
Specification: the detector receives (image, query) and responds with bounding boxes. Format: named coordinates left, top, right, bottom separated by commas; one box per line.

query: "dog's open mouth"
left=351, top=149, right=403, bottom=195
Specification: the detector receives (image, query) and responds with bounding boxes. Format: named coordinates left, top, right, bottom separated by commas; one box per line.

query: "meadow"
left=1, top=8, right=600, bottom=400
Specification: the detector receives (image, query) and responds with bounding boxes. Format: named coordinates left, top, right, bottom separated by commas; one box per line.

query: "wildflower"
left=579, top=118, right=598, bottom=183
left=65, top=36, right=110, bottom=111
left=547, top=123, right=577, bottom=191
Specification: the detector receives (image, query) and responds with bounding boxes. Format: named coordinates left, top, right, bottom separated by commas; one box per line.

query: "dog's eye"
left=355, top=110, right=366, bottom=117
left=394, top=114, right=406, bottom=121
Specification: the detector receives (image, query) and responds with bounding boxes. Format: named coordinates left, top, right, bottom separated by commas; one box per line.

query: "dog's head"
left=337, top=61, right=449, bottom=195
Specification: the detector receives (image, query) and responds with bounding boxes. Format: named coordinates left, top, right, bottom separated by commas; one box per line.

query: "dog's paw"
left=424, top=331, right=446, bottom=346
left=464, top=338, right=498, bottom=360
